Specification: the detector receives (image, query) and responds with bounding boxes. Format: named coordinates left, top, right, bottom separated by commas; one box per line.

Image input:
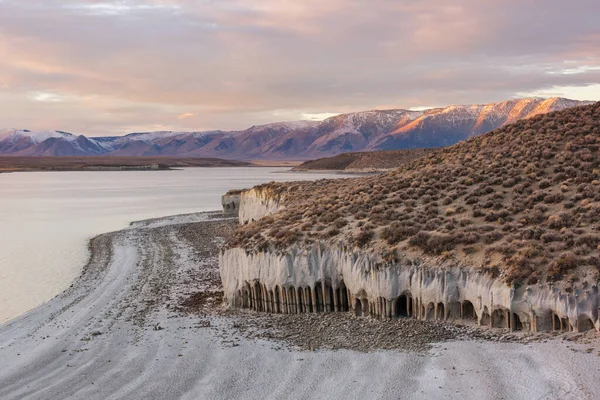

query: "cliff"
left=238, top=185, right=286, bottom=224
left=221, top=184, right=599, bottom=333
left=222, top=190, right=242, bottom=216
left=220, top=245, right=598, bottom=332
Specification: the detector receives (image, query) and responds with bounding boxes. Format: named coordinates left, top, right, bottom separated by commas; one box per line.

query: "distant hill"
left=0, top=156, right=249, bottom=173
left=293, top=149, right=436, bottom=171
left=0, top=97, right=593, bottom=160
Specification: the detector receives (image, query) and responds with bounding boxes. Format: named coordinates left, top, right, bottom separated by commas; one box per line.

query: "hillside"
left=229, top=102, right=600, bottom=286
left=0, top=97, right=592, bottom=160
left=292, top=149, right=436, bottom=171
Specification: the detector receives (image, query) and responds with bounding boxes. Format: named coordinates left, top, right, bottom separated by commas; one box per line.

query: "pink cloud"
left=0, top=0, right=598, bottom=134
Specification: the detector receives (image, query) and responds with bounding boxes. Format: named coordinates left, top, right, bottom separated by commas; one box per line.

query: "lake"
left=0, top=167, right=356, bottom=323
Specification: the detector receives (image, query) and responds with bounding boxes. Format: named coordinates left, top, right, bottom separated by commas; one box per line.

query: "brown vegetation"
left=292, top=148, right=436, bottom=171
left=229, top=103, right=600, bottom=285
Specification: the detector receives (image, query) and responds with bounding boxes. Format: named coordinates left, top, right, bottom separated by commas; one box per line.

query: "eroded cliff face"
left=220, top=245, right=599, bottom=333
left=222, top=192, right=241, bottom=216
left=222, top=189, right=600, bottom=333
left=238, top=186, right=284, bottom=224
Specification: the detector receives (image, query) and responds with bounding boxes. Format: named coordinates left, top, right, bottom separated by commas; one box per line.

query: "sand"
left=0, top=213, right=599, bottom=400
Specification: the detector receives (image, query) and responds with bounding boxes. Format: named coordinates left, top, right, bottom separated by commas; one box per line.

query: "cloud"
left=0, top=0, right=598, bottom=134
left=28, top=91, right=70, bottom=102
left=63, top=1, right=181, bottom=16
left=177, top=113, right=194, bottom=119
left=301, top=112, right=339, bottom=121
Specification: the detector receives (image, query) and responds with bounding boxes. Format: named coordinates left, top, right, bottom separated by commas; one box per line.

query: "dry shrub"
left=380, top=222, right=419, bottom=245
left=409, top=232, right=455, bottom=255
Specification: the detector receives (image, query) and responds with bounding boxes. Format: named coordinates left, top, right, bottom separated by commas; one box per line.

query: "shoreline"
left=1, top=212, right=599, bottom=399
left=277, top=169, right=381, bottom=175
left=0, top=157, right=306, bottom=174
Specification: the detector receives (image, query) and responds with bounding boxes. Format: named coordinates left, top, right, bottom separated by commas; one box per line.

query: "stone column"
left=276, top=290, right=281, bottom=313
left=296, top=289, right=302, bottom=314
left=333, top=288, right=340, bottom=312
left=347, top=289, right=352, bottom=312
left=322, top=282, right=331, bottom=312
left=415, top=298, right=420, bottom=319
left=265, top=289, right=270, bottom=313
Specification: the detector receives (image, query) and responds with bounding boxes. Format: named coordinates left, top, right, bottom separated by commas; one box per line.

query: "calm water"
left=0, top=167, right=355, bottom=323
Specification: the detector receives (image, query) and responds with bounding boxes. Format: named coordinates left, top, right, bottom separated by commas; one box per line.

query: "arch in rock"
left=337, top=280, right=349, bottom=312
left=512, top=313, right=523, bottom=331
left=274, top=286, right=281, bottom=313
left=561, top=317, right=571, bottom=332
left=395, top=292, right=413, bottom=318
left=462, top=301, right=477, bottom=320
left=426, top=302, right=435, bottom=320
left=436, top=302, right=445, bottom=320
left=447, top=301, right=461, bottom=320
left=491, top=309, right=508, bottom=329
left=297, top=287, right=305, bottom=313
left=552, top=313, right=561, bottom=331
left=480, top=306, right=490, bottom=326
left=578, top=315, right=595, bottom=332
left=354, top=298, right=363, bottom=317
left=361, top=298, right=370, bottom=316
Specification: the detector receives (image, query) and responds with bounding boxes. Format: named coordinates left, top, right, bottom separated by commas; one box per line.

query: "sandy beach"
left=1, top=212, right=599, bottom=400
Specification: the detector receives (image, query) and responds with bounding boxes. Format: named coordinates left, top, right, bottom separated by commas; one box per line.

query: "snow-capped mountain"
left=0, top=129, right=110, bottom=156
left=0, top=98, right=594, bottom=159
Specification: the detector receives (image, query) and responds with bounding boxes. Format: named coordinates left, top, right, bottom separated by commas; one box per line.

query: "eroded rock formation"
left=220, top=188, right=600, bottom=333
left=222, top=190, right=242, bottom=216
left=238, top=185, right=285, bottom=224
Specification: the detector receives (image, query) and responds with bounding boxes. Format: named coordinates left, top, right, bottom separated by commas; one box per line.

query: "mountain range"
left=0, top=97, right=593, bottom=160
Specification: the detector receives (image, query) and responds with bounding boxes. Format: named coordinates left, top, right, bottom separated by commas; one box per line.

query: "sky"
left=0, top=0, right=599, bottom=136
